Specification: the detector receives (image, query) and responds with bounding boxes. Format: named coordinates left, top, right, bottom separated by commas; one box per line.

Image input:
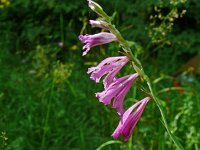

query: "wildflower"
left=112, top=97, right=150, bottom=142
left=87, top=56, right=129, bottom=88
left=79, top=32, right=117, bottom=56
left=96, top=73, right=139, bottom=116
left=89, top=20, right=108, bottom=30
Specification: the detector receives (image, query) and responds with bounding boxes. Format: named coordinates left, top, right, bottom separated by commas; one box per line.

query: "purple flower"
left=79, top=32, right=117, bottom=56
left=96, top=73, right=139, bottom=116
left=112, top=97, right=150, bottom=142
left=87, top=56, right=129, bottom=88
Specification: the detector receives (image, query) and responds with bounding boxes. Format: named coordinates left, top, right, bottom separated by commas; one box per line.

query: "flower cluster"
left=79, top=0, right=150, bottom=142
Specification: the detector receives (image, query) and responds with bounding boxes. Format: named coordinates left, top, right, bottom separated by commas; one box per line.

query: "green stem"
left=108, top=21, right=184, bottom=150
left=60, top=13, right=64, bottom=43
left=146, top=81, right=184, bottom=150
left=41, top=83, right=54, bottom=150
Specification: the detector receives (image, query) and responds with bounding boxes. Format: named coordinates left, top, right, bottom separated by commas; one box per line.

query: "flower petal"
left=79, top=32, right=118, bottom=55
left=112, top=97, right=150, bottom=141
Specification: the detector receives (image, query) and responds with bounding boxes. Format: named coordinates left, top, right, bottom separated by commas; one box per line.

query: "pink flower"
left=87, top=56, right=129, bottom=88
left=112, top=97, right=150, bottom=142
left=89, top=20, right=107, bottom=30
left=96, top=73, right=139, bottom=116
left=79, top=32, right=117, bottom=56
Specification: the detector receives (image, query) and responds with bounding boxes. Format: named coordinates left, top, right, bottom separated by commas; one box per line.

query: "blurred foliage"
left=0, top=0, right=86, bottom=53
left=0, top=0, right=200, bottom=149
left=0, top=0, right=10, bottom=9
left=32, top=45, right=74, bottom=85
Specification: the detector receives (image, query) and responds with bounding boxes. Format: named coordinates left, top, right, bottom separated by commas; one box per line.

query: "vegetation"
left=0, top=0, right=199, bottom=149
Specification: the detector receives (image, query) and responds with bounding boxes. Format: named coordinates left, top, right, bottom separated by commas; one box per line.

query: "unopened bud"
left=89, top=20, right=108, bottom=30
left=88, top=0, right=103, bottom=11
left=87, top=0, right=110, bottom=22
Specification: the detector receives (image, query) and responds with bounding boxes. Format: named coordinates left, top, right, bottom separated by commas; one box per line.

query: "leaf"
left=96, top=140, right=122, bottom=150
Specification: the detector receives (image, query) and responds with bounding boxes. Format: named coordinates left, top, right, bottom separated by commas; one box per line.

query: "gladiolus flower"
left=112, top=97, right=150, bottom=142
left=79, top=32, right=117, bottom=56
left=89, top=20, right=108, bottom=30
left=87, top=56, right=129, bottom=88
left=96, top=73, right=139, bottom=116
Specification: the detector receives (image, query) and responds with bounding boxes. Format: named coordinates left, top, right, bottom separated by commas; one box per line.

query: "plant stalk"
left=88, top=1, right=184, bottom=148
left=108, top=21, right=184, bottom=150
left=147, top=81, right=184, bottom=150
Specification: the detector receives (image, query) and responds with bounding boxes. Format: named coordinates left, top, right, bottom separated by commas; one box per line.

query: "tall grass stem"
left=40, top=83, right=55, bottom=150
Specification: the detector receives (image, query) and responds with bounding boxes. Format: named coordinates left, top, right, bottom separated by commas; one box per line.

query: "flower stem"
left=108, top=22, right=184, bottom=150
left=129, top=44, right=184, bottom=150
left=146, top=81, right=184, bottom=150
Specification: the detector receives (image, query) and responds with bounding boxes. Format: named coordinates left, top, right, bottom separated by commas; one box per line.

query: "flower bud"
left=87, top=0, right=110, bottom=22
left=89, top=20, right=108, bottom=30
